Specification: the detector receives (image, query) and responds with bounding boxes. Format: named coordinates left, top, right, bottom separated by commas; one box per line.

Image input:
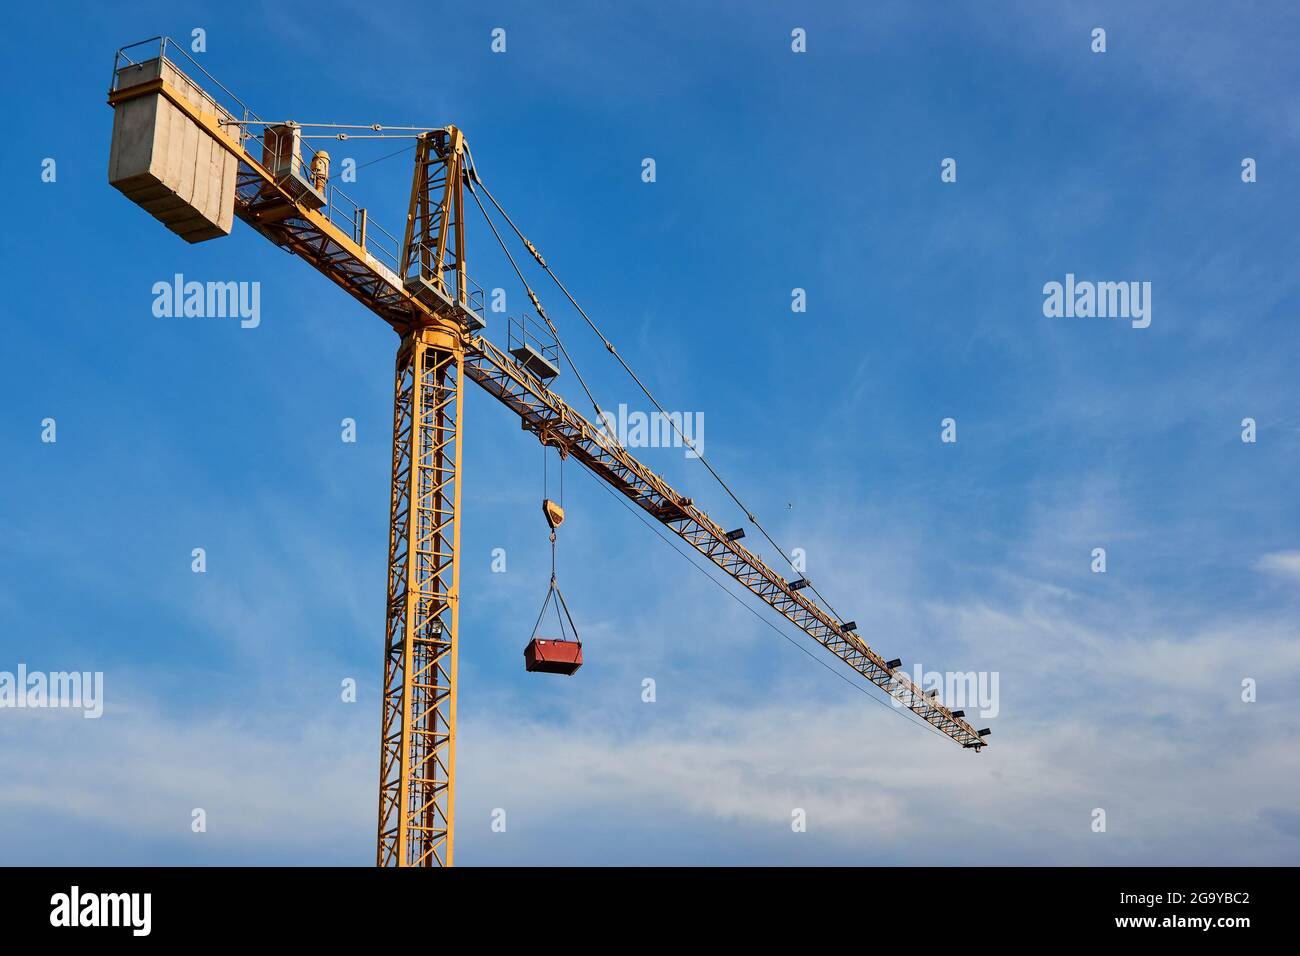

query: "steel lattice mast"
left=377, top=329, right=464, bottom=867
left=378, top=128, right=471, bottom=866
left=106, top=38, right=989, bottom=870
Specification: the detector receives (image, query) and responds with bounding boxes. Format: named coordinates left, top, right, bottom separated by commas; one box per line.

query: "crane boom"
left=106, top=38, right=987, bottom=869
left=463, top=336, right=988, bottom=749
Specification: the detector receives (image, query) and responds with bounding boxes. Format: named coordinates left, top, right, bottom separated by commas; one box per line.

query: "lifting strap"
left=532, top=446, right=579, bottom=644
left=529, top=529, right=581, bottom=645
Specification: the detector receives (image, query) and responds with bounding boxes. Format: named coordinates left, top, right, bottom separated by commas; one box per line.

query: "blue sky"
left=2, top=0, right=1299, bottom=865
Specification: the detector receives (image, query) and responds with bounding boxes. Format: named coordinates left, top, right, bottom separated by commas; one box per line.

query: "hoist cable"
left=470, top=171, right=848, bottom=626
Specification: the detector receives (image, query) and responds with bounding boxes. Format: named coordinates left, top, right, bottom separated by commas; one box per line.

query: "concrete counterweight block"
left=108, top=57, right=239, bottom=243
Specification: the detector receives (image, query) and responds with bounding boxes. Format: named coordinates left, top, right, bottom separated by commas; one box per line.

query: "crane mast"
left=106, top=38, right=989, bottom=870
left=378, top=327, right=465, bottom=867
left=380, top=129, right=471, bottom=867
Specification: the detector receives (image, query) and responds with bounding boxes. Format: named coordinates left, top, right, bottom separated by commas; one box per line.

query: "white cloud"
left=5, top=564, right=1298, bottom=866
left=0, top=699, right=372, bottom=863
left=1256, top=550, right=1300, bottom=580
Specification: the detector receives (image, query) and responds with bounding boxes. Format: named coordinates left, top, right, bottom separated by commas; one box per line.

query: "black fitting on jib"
left=725, top=528, right=745, bottom=541
left=885, top=658, right=902, bottom=669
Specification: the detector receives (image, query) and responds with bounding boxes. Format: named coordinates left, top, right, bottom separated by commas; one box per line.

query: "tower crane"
left=106, top=37, right=991, bottom=868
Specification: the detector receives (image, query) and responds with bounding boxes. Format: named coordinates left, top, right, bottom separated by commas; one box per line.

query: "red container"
left=524, top=637, right=583, bottom=675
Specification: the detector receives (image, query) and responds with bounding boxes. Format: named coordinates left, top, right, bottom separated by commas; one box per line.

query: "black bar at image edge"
left=0, top=866, right=1276, bottom=941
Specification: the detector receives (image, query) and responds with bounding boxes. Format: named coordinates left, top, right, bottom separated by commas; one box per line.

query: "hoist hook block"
left=543, top=498, right=565, bottom=530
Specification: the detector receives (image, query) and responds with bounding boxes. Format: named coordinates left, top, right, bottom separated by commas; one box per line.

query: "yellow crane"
left=106, top=37, right=990, bottom=868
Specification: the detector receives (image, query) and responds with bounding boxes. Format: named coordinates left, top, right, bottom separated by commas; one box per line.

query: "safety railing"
left=112, top=37, right=253, bottom=115
left=507, top=310, right=561, bottom=372
left=402, top=239, right=487, bottom=317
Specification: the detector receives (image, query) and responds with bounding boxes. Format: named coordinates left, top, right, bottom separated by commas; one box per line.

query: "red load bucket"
left=524, top=637, right=583, bottom=675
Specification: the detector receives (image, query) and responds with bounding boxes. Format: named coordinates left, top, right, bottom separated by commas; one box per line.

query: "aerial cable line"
left=300, top=134, right=425, bottom=141
left=354, top=143, right=417, bottom=172
left=220, top=120, right=442, bottom=131
left=467, top=163, right=848, bottom=625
